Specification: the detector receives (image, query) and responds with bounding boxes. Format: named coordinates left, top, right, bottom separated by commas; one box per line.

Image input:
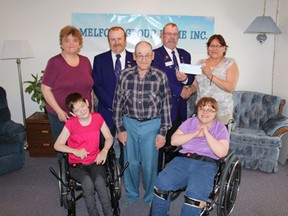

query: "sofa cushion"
left=230, top=128, right=282, bottom=172
left=231, top=128, right=282, bottom=148
left=0, top=137, right=22, bottom=156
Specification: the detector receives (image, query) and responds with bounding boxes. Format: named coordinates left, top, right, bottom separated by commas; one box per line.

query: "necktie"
left=172, top=50, right=179, bottom=71
left=115, top=54, right=122, bottom=78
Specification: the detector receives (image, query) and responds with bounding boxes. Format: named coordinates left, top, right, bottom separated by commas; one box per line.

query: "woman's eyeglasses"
left=208, top=44, right=223, bottom=48
left=198, top=108, right=216, bottom=113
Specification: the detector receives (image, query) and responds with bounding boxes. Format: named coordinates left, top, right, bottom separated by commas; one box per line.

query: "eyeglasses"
left=163, top=32, right=179, bottom=37
left=209, top=44, right=223, bottom=48
left=136, top=55, right=152, bottom=60
left=198, top=108, right=216, bottom=113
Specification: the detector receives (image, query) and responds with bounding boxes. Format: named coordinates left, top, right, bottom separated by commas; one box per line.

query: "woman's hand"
left=57, top=110, right=68, bottom=122
left=96, top=149, right=108, bottom=165
left=201, top=65, right=213, bottom=80
left=73, top=148, right=89, bottom=160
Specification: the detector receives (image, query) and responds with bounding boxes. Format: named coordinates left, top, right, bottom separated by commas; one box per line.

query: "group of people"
left=41, top=22, right=239, bottom=216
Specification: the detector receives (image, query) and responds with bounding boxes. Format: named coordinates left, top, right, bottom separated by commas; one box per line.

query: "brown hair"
left=65, top=92, right=86, bottom=112
left=206, top=34, right=228, bottom=56
left=108, top=26, right=127, bottom=41
left=196, top=97, right=218, bottom=112
left=59, top=25, right=83, bottom=48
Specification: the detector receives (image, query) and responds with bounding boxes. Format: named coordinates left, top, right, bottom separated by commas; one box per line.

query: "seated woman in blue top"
left=151, top=97, right=229, bottom=216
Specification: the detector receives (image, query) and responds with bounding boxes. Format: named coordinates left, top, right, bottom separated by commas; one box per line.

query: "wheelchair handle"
left=118, top=162, right=129, bottom=178
left=49, top=167, right=68, bottom=187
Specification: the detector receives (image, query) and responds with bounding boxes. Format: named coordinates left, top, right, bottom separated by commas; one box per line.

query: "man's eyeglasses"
left=136, top=55, right=152, bottom=60
left=198, top=108, right=216, bottom=113
left=209, top=44, right=223, bottom=48
left=163, top=32, right=179, bottom=37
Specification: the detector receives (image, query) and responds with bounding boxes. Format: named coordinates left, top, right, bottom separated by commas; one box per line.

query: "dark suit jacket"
left=92, top=50, right=135, bottom=127
left=152, top=46, right=194, bottom=122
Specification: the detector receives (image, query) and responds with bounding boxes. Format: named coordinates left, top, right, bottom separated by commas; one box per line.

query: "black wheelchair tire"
left=217, top=155, right=241, bottom=216
left=113, top=158, right=122, bottom=200
left=58, top=158, right=68, bottom=208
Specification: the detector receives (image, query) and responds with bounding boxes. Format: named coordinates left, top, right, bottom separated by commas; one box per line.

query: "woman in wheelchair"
left=54, top=92, right=113, bottom=216
left=151, top=97, right=230, bottom=216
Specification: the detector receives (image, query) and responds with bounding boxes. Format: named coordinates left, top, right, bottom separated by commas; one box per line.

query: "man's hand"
left=118, top=131, right=128, bottom=146
left=155, top=134, right=166, bottom=150
left=180, top=86, right=192, bottom=99
left=176, top=71, right=187, bottom=82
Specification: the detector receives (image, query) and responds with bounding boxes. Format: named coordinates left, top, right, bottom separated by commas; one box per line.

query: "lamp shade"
left=244, top=16, right=281, bottom=34
left=1, top=40, right=34, bottom=60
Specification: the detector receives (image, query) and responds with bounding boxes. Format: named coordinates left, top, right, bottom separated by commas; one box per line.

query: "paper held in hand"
left=179, top=63, right=202, bottom=75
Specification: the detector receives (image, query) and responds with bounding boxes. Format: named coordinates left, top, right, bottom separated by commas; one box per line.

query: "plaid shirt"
left=113, top=65, right=172, bottom=136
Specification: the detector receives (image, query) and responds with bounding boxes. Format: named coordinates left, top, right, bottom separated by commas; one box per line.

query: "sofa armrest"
left=262, top=114, right=288, bottom=137
left=0, top=120, right=25, bottom=142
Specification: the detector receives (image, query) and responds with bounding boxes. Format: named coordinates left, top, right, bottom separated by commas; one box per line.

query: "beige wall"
left=0, top=0, right=287, bottom=123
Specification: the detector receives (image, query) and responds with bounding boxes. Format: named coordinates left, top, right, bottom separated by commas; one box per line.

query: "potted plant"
left=24, top=70, right=46, bottom=112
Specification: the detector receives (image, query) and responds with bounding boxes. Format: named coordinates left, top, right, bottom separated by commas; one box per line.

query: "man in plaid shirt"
left=113, top=41, right=172, bottom=206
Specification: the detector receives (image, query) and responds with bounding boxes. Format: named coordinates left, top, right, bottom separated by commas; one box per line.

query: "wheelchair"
left=50, top=148, right=127, bottom=216
left=155, top=119, right=241, bottom=216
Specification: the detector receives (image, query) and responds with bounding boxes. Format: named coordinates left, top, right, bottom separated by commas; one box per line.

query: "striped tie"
left=115, top=54, right=122, bottom=78
left=172, top=50, right=179, bottom=71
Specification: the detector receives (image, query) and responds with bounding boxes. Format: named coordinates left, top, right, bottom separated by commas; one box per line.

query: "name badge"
left=165, top=61, right=173, bottom=67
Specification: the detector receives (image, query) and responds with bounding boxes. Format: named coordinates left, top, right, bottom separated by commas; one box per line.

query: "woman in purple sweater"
left=152, top=97, right=229, bottom=216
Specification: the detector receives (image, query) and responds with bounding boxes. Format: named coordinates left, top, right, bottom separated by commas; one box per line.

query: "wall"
left=0, top=0, right=287, bottom=124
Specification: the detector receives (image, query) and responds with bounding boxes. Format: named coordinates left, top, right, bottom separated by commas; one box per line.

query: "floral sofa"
left=231, top=91, right=288, bottom=173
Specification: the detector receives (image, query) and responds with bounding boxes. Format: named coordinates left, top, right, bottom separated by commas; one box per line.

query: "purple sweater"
left=179, top=116, right=229, bottom=160
left=42, top=54, right=93, bottom=114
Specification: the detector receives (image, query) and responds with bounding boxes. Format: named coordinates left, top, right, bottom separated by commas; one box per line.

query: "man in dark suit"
left=152, top=23, right=195, bottom=171
left=92, top=26, right=135, bottom=167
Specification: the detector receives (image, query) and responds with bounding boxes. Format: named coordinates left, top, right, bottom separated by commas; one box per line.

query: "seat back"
left=232, top=91, right=283, bottom=130
left=0, top=87, right=11, bottom=123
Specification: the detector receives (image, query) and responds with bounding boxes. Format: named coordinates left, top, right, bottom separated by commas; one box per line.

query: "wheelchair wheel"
left=217, top=155, right=241, bottom=216
left=113, top=158, right=122, bottom=199
left=58, top=157, right=68, bottom=208
left=106, top=155, right=122, bottom=216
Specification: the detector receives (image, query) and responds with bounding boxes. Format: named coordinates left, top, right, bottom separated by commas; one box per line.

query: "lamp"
left=244, top=0, right=281, bottom=44
left=0, top=40, right=34, bottom=127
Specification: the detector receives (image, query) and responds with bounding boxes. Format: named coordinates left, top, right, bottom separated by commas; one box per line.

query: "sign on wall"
left=72, top=13, right=214, bottom=63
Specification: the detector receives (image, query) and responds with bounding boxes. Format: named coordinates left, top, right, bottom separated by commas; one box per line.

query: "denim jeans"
left=70, top=164, right=113, bottom=216
left=152, top=157, right=218, bottom=216
left=47, top=112, right=65, bottom=160
left=123, top=116, right=160, bottom=204
left=47, top=112, right=65, bottom=142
